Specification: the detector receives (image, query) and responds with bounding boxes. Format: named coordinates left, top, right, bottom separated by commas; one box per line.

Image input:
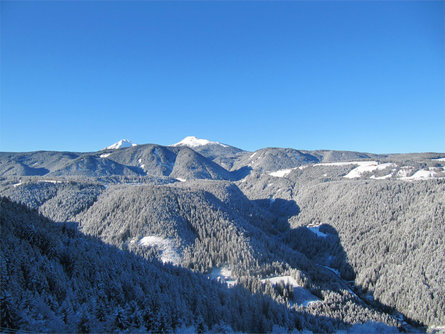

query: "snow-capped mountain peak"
left=172, top=136, right=228, bottom=148
left=103, top=139, right=137, bottom=150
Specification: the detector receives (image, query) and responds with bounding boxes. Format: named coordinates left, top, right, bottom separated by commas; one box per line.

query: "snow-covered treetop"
left=103, top=139, right=137, bottom=150
left=172, top=136, right=228, bottom=148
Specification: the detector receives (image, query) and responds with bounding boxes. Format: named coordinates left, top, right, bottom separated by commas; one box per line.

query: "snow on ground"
left=370, top=173, right=393, bottom=180
left=209, top=266, right=236, bottom=286
left=250, top=152, right=257, bottom=158
left=99, top=153, right=111, bottom=158
left=428, top=325, right=445, bottom=334
left=268, top=168, right=297, bottom=178
left=13, top=180, right=22, bottom=187
left=432, top=157, right=445, bottom=161
left=399, top=168, right=445, bottom=181
left=261, top=275, right=301, bottom=288
left=346, top=322, right=399, bottom=334
left=172, top=136, right=228, bottom=148
left=104, top=139, right=137, bottom=150
left=314, top=161, right=364, bottom=167
left=40, top=180, right=62, bottom=184
left=344, top=162, right=396, bottom=179
left=307, top=225, right=328, bottom=238
left=261, top=275, right=320, bottom=307
left=138, top=236, right=181, bottom=265
left=176, top=178, right=186, bottom=182
left=396, top=166, right=415, bottom=178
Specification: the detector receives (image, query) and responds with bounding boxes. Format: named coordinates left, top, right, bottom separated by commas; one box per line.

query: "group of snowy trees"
left=290, top=178, right=445, bottom=326
left=2, top=166, right=443, bottom=331
left=1, top=197, right=307, bottom=333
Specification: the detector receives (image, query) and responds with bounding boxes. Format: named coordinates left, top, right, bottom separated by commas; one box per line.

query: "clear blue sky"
left=1, top=1, right=444, bottom=153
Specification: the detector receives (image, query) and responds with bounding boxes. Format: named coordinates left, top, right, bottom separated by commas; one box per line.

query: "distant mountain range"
left=1, top=136, right=444, bottom=333
left=0, top=136, right=443, bottom=181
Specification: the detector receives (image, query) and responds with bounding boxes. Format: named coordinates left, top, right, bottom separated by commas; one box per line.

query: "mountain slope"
left=1, top=196, right=311, bottom=333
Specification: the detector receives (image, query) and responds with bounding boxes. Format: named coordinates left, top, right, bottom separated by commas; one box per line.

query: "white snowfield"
left=172, top=136, right=228, bottom=148
left=269, top=161, right=445, bottom=181
left=268, top=169, right=295, bottom=178
left=138, top=236, right=181, bottom=265
left=268, top=166, right=306, bottom=178
left=176, top=178, right=187, bottom=182
left=104, top=139, right=137, bottom=150
left=343, top=162, right=396, bottom=179
left=399, top=167, right=445, bottom=181
left=99, top=153, right=111, bottom=158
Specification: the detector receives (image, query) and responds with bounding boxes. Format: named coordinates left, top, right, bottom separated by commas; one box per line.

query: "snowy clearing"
left=261, top=275, right=301, bottom=288
left=399, top=168, right=445, bottom=181
left=209, top=266, right=236, bottom=286
left=176, top=178, right=186, bottom=182
left=99, top=153, right=111, bottom=158
left=432, top=157, right=445, bottom=161
left=268, top=168, right=297, bottom=178
left=344, top=162, right=396, bottom=179
left=370, top=173, right=393, bottom=180
left=138, top=236, right=180, bottom=265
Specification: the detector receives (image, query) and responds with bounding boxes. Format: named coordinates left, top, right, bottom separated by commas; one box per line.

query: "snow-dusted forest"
left=1, top=139, right=444, bottom=333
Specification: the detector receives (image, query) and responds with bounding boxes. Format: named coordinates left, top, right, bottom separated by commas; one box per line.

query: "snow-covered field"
left=268, top=161, right=445, bottom=181
left=137, top=236, right=181, bottom=265
left=343, top=162, right=396, bottom=179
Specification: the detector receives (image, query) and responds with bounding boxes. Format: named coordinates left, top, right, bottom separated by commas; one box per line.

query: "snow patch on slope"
left=344, top=162, right=396, bottom=179
left=100, top=153, right=111, bottom=158
left=172, top=136, right=228, bottom=148
left=104, top=139, right=137, bottom=150
left=261, top=275, right=301, bottom=288
left=268, top=168, right=296, bottom=178
left=261, top=275, right=320, bottom=307
left=399, top=167, right=445, bottom=181
left=209, top=266, right=236, bottom=286
left=138, top=236, right=180, bottom=265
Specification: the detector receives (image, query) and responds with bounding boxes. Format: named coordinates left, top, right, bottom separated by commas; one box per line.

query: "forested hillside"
left=1, top=142, right=444, bottom=333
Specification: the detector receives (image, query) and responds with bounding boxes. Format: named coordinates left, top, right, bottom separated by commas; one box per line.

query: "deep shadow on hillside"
left=253, top=198, right=300, bottom=218
left=1, top=196, right=351, bottom=333
left=282, top=221, right=423, bottom=331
